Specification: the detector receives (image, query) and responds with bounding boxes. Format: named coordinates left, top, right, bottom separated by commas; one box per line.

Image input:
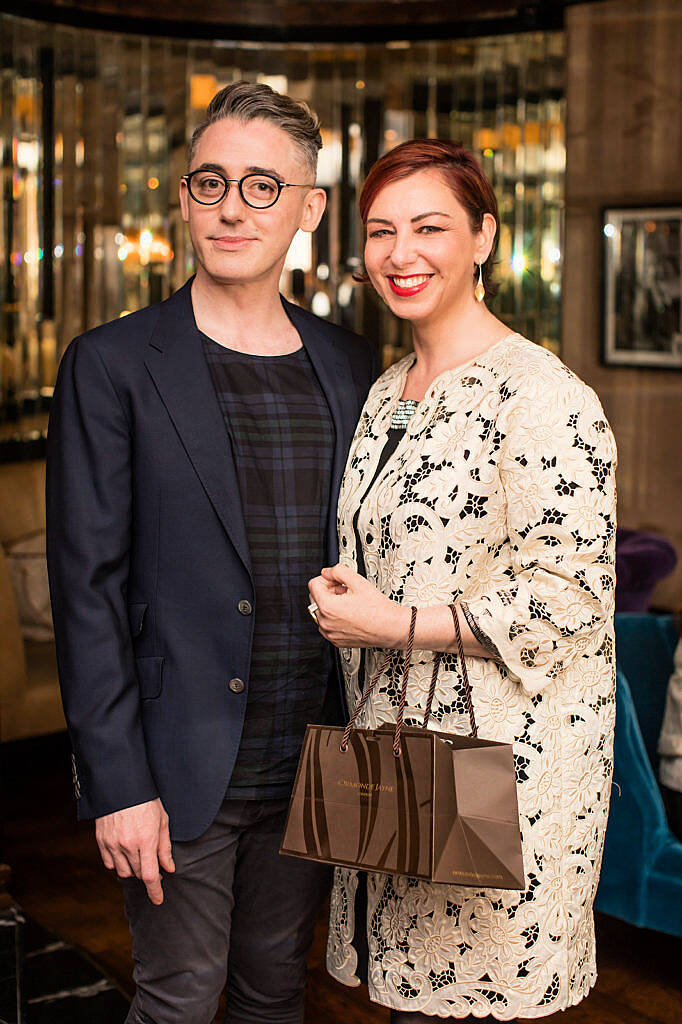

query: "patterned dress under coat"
left=326, top=334, right=618, bottom=1019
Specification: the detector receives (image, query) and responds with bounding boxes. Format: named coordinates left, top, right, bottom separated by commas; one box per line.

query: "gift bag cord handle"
left=340, top=602, right=478, bottom=755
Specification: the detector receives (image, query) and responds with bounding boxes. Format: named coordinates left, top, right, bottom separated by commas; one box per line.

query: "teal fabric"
left=613, top=613, right=678, bottom=770
left=595, top=613, right=682, bottom=937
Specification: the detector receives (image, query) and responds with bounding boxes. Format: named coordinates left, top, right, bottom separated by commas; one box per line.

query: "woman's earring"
left=474, top=261, right=485, bottom=303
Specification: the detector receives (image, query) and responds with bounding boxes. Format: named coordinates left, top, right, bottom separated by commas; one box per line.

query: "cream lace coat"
left=327, top=334, right=617, bottom=1019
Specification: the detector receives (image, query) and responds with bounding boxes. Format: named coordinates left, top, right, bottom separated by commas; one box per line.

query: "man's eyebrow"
left=246, top=165, right=285, bottom=181
left=190, top=162, right=286, bottom=182
left=192, top=162, right=227, bottom=174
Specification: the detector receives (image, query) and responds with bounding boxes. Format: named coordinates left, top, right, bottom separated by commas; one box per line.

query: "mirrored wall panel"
left=0, top=14, right=565, bottom=445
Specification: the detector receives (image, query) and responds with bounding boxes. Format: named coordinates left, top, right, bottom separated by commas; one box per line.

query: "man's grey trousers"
left=122, top=797, right=332, bottom=1024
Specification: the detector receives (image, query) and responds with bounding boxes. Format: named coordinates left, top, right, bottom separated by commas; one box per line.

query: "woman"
left=308, top=139, right=617, bottom=1022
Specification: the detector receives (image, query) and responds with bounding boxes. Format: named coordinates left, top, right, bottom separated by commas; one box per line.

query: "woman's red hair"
left=358, top=138, right=500, bottom=293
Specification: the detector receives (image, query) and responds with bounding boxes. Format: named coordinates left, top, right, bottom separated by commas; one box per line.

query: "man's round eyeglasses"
left=182, top=169, right=313, bottom=210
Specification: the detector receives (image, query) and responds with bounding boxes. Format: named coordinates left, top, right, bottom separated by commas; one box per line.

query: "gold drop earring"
left=474, top=261, right=485, bottom=303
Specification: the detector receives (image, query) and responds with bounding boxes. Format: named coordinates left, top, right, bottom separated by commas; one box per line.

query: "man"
left=46, top=81, right=375, bottom=1024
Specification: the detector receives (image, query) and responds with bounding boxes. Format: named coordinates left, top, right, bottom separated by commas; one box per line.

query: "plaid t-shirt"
left=202, top=334, right=335, bottom=798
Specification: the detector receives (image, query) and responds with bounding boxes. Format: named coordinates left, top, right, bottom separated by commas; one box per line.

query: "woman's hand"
left=308, top=564, right=410, bottom=650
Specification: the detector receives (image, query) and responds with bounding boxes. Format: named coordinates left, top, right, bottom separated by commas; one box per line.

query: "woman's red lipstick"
left=388, top=274, right=433, bottom=297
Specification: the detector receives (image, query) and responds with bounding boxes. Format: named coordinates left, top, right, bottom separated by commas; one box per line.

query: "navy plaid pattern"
left=202, top=336, right=335, bottom=798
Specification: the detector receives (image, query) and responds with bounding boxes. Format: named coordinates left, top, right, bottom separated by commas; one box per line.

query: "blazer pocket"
left=128, top=603, right=148, bottom=637
left=135, top=656, right=164, bottom=700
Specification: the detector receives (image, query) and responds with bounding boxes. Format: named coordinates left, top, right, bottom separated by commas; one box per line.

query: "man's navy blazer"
left=46, top=279, right=375, bottom=841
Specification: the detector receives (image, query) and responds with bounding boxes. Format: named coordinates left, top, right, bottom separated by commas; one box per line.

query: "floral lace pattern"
left=326, top=335, right=617, bottom=1018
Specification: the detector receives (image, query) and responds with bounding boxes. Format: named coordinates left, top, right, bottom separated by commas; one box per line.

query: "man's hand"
left=95, top=798, right=175, bottom=905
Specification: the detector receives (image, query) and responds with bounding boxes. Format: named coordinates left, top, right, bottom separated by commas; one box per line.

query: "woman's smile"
left=387, top=273, right=434, bottom=296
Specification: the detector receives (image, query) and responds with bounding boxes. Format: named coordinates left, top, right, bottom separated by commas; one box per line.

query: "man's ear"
left=179, top=179, right=191, bottom=224
left=299, top=187, right=327, bottom=233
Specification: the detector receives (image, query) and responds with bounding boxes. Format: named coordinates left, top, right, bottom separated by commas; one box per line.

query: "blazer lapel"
left=283, top=299, right=360, bottom=561
left=144, top=280, right=251, bottom=574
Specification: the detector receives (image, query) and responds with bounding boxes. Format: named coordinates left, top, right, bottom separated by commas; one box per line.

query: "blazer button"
left=238, top=600, right=253, bottom=616
left=229, top=677, right=245, bottom=694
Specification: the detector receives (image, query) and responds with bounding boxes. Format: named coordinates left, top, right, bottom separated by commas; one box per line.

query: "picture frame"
left=602, top=206, right=682, bottom=368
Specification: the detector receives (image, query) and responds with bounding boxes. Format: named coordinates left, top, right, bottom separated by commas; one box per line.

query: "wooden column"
left=563, top=0, right=682, bottom=608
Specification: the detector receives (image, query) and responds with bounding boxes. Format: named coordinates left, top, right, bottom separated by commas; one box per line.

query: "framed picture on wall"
left=603, top=206, right=682, bottom=368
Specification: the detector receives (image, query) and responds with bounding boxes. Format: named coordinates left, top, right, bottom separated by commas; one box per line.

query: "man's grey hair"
left=188, top=80, right=322, bottom=176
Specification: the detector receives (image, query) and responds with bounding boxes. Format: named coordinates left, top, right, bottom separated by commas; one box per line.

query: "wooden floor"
left=2, top=734, right=681, bottom=1024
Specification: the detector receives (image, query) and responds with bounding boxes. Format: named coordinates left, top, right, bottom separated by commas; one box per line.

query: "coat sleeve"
left=46, top=336, right=159, bottom=818
left=461, top=365, right=617, bottom=697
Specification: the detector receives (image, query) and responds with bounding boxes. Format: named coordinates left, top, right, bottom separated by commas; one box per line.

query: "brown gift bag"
left=281, top=606, right=526, bottom=890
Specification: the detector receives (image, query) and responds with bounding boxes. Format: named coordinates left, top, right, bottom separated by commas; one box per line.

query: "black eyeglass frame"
left=182, top=169, right=314, bottom=209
